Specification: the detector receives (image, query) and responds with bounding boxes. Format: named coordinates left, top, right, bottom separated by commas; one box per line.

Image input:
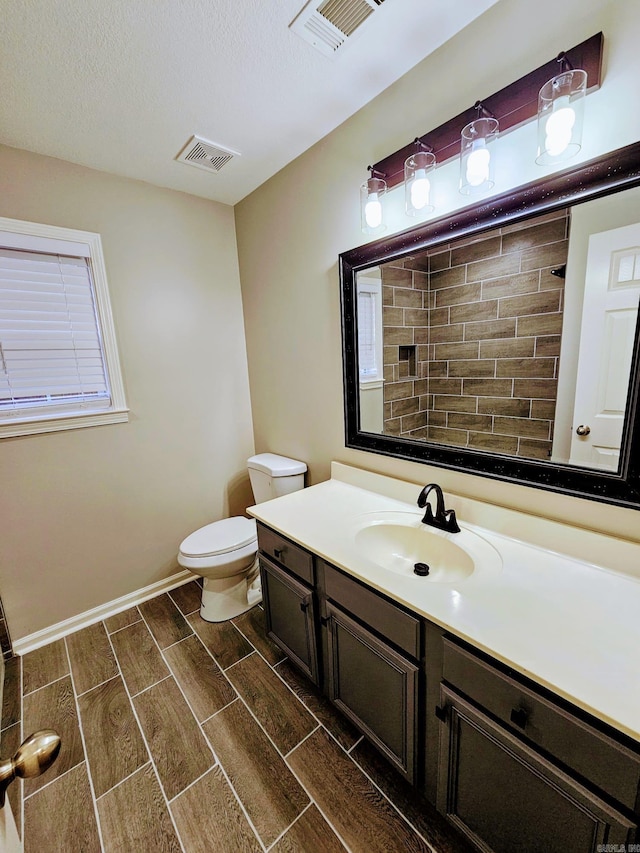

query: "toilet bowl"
left=177, top=453, right=306, bottom=622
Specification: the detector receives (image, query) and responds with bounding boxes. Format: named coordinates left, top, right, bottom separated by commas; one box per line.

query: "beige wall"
left=235, top=0, right=640, bottom=543
left=0, top=145, right=254, bottom=639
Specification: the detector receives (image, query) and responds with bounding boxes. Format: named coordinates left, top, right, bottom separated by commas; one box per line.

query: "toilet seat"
left=179, top=517, right=257, bottom=559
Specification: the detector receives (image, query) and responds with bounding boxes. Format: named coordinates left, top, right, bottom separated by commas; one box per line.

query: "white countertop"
left=248, top=464, right=640, bottom=744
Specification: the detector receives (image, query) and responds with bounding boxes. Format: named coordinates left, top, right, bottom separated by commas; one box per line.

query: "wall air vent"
left=290, top=0, right=386, bottom=59
left=175, top=135, right=239, bottom=174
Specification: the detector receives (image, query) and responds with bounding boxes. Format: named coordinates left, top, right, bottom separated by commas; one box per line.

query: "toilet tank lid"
left=247, top=453, right=307, bottom=477
left=179, top=517, right=257, bottom=558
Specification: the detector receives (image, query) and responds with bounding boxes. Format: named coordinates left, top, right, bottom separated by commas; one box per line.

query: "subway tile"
left=383, top=306, right=404, bottom=326
left=225, top=652, right=316, bottom=754
left=163, top=635, right=236, bottom=722
left=433, top=395, right=478, bottom=413
left=401, top=412, right=428, bottom=432
left=187, top=611, right=253, bottom=670
left=138, top=593, right=193, bottom=649
left=498, top=290, right=561, bottom=319
left=23, top=676, right=84, bottom=795
left=413, top=379, right=428, bottom=396
left=232, top=607, right=285, bottom=666
left=448, top=359, right=496, bottom=378
left=78, top=675, right=147, bottom=797
left=435, top=341, right=479, bottom=361
left=428, top=249, right=451, bottom=272
left=429, top=323, right=465, bottom=343
left=287, top=728, right=429, bottom=853
left=493, top=416, right=551, bottom=440
left=447, top=413, right=493, bottom=432
left=403, top=308, right=430, bottom=326
left=426, top=361, right=448, bottom=378
left=384, top=380, right=415, bottom=402
left=384, top=418, right=402, bottom=435
left=451, top=235, right=501, bottom=267
left=462, top=378, right=513, bottom=397
left=383, top=345, right=399, bottom=365
left=391, top=397, right=420, bottom=417
left=414, top=326, right=430, bottom=343
left=429, top=306, right=450, bottom=326
left=428, top=378, right=463, bottom=396
left=501, top=217, right=567, bottom=254
left=480, top=338, right=535, bottom=359
left=403, top=255, right=430, bottom=273
left=393, top=288, right=423, bottom=308
left=464, top=318, right=516, bottom=341
left=427, top=410, right=447, bottom=427
left=383, top=285, right=394, bottom=305
left=435, top=282, right=482, bottom=308
left=110, top=618, right=170, bottom=695
left=495, top=357, right=556, bottom=378
left=520, top=240, right=568, bottom=272
left=426, top=426, right=469, bottom=446
left=66, top=622, right=118, bottom=694
left=203, top=700, right=309, bottom=848
left=517, top=313, right=563, bottom=337
left=169, top=580, right=203, bottom=616
left=535, top=335, right=562, bottom=357
left=104, top=606, right=142, bottom=634
left=514, top=378, right=558, bottom=399
left=449, top=299, right=498, bottom=324
left=1, top=655, right=21, bottom=729
left=540, top=266, right=566, bottom=290
left=430, top=265, right=466, bottom=290
left=381, top=266, right=412, bottom=286
left=384, top=326, right=415, bottom=346
left=518, top=438, right=553, bottom=460
left=531, top=399, right=557, bottom=419
left=98, top=764, right=181, bottom=852
left=481, top=270, right=540, bottom=300
left=466, top=253, right=520, bottom=283
left=468, top=432, right=519, bottom=454
left=170, top=766, right=262, bottom=853
left=22, top=639, right=68, bottom=695
left=478, top=397, right=531, bottom=417
left=24, top=763, right=101, bottom=853
left=134, top=678, right=214, bottom=800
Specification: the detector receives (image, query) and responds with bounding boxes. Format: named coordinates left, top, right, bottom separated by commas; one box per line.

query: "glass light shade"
left=360, top=177, right=387, bottom=235
left=459, top=117, right=499, bottom=195
left=404, top=150, right=436, bottom=216
left=536, top=69, right=587, bottom=165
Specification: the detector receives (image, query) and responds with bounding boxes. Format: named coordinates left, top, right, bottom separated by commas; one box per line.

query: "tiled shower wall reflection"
left=382, top=209, right=569, bottom=460
left=0, top=594, right=13, bottom=659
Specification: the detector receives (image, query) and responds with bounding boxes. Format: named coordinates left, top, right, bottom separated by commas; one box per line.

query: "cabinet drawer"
left=257, top=523, right=314, bottom=585
left=443, top=638, right=640, bottom=811
left=322, top=561, right=420, bottom=659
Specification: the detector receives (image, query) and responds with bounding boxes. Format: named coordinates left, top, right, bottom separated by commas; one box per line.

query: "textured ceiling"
left=0, top=0, right=500, bottom=205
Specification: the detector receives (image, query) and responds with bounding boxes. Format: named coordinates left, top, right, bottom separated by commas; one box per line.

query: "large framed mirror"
left=340, top=141, right=640, bottom=508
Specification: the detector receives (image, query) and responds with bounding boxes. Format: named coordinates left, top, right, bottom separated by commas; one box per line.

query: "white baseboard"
left=13, top=570, right=194, bottom=655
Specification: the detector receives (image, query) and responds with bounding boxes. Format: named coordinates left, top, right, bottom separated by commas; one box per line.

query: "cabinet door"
left=260, top=556, right=320, bottom=685
left=325, top=602, right=418, bottom=783
left=437, top=686, right=636, bottom=853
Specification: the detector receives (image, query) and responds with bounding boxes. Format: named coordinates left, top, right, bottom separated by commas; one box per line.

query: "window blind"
left=0, top=247, right=111, bottom=419
left=357, top=288, right=378, bottom=377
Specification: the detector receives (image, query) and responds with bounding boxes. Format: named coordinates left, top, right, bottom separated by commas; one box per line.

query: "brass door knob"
left=0, top=730, right=61, bottom=807
left=576, top=425, right=591, bottom=436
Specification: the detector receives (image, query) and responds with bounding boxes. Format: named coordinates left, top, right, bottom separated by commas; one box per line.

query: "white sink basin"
left=354, top=511, right=502, bottom=583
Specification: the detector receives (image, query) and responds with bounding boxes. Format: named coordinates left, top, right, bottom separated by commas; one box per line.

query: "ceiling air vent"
left=175, top=135, right=239, bottom=174
left=290, top=0, right=386, bottom=58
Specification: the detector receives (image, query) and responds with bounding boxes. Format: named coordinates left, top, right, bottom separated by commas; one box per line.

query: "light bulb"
left=544, top=99, right=576, bottom=157
left=466, top=141, right=491, bottom=187
left=364, top=193, right=382, bottom=229
left=410, top=169, right=431, bottom=210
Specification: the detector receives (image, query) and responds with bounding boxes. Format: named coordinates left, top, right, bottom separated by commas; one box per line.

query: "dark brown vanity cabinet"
left=436, top=640, right=639, bottom=853
left=320, top=561, right=420, bottom=784
left=258, top=526, right=320, bottom=686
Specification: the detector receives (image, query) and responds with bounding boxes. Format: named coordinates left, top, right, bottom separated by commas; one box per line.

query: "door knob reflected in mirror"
left=576, top=425, right=591, bottom=436
left=0, top=730, right=61, bottom=807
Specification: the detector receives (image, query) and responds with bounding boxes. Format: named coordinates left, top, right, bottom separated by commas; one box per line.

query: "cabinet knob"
left=435, top=704, right=448, bottom=722
left=510, top=707, right=528, bottom=729
left=299, top=600, right=309, bottom=612
left=273, top=548, right=284, bottom=559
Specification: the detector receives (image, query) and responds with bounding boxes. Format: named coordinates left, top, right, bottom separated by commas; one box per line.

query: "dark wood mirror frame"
left=340, top=141, right=640, bottom=509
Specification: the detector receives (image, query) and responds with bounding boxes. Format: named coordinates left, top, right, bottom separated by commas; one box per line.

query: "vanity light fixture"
left=404, top=141, right=436, bottom=216
left=536, top=52, right=587, bottom=165
left=360, top=167, right=387, bottom=235
left=459, top=102, right=499, bottom=195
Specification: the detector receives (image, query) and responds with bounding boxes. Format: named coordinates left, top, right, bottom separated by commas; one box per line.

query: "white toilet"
left=177, top=453, right=307, bottom=622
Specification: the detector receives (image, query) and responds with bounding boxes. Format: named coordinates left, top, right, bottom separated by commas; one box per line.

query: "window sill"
left=0, top=408, right=129, bottom=439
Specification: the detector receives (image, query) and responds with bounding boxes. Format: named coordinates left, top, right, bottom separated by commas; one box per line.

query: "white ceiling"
left=0, top=0, right=500, bottom=206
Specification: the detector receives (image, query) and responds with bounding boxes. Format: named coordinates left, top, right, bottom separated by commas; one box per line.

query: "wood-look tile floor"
left=5, top=581, right=473, bottom=853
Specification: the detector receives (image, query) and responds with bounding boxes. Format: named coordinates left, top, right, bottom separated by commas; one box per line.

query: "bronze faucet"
left=417, top=483, right=460, bottom=533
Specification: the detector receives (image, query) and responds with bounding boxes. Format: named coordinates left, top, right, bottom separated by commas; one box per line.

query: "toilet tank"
left=247, top=453, right=307, bottom=504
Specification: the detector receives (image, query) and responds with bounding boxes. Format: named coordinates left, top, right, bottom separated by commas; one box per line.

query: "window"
left=0, top=217, right=127, bottom=437
left=356, top=274, right=383, bottom=384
